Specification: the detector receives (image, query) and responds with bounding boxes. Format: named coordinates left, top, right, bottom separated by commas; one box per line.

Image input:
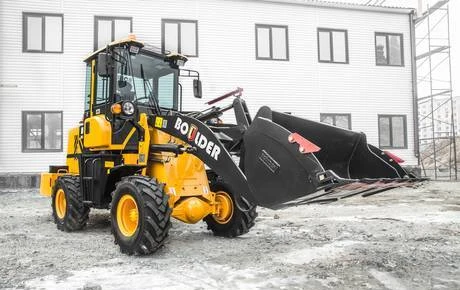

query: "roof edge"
left=253, top=0, right=415, bottom=14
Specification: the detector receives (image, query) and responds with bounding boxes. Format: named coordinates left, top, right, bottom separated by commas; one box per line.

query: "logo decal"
left=174, top=117, right=221, bottom=161
left=188, top=125, right=198, bottom=141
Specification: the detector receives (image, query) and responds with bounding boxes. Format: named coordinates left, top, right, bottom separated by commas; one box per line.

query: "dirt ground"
left=0, top=182, right=459, bottom=290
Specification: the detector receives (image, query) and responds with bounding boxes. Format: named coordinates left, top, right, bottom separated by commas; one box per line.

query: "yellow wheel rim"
left=213, top=191, right=234, bottom=224
left=55, top=189, right=67, bottom=219
left=116, top=194, right=139, bottom=237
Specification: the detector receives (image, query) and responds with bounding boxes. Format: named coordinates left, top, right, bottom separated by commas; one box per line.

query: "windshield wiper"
left=140, top=64, right=161, bottom=115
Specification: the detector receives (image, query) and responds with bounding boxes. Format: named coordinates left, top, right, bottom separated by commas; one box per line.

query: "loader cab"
left=83, top=40, right=186, bottom=120
left=81, top=38, right=192, bottom=153
left=73, top=38, right=192, bottom=208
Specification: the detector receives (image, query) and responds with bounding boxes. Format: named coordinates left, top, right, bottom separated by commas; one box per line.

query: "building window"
left=378, top=115, right=407, bottom=149
left=23, top=13, right=63, bottom=53
left=94, top=16, right=132, bottom=50
left=317, top=28, right=348, bottom=63
left=320, top=113, right=351, bottom=129
left=162, top=19, right=198, bottom=57
left=375, top=33, right=404, bottom=66
left=255, top=24, right=289, bottom=61
left=22, top=112, right=63, bottom=152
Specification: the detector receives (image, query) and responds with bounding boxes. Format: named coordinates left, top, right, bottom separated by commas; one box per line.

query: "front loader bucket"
left=243, top=107, right=422, bottom=209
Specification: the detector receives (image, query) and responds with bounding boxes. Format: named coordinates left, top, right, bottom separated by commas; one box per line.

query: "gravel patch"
left=0, top=182, right=459, bottom=289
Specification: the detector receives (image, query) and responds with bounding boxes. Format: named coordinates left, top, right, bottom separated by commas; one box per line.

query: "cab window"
left=84, top=64, right=91, bottom=112
left=96, top=73, right=110, bottom=106
left=115, top=51, right=178, bottom=110
left=158, top=73, right=175, bottom=109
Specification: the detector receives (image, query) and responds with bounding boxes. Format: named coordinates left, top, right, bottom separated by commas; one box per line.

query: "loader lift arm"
left=149, top=113, right=258, bottom=210
left=186, top=89, right=252, bottom=154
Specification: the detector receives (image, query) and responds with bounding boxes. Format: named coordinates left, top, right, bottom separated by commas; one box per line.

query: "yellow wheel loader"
left=40, top=36, right=422, bottom=255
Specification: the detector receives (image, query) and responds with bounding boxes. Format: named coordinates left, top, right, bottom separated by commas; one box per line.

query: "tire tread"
left=204, top=180, right=257, bottom=238
left=52, top=176, right=90, bottom=232
left=111, top=176, right=171, bottom=255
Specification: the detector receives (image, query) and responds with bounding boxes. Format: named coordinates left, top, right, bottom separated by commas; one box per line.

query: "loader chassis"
left=40, top=37, right=421, bottom=255
left=41, top=38, right=257, bottom=254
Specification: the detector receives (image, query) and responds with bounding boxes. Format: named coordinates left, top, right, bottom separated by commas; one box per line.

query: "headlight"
left=122, top=101, right=135, bottom=116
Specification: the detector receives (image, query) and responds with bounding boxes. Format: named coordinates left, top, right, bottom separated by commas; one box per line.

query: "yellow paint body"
left=116, top=194, right=139, bottom=237
left=83, top=116, right=112, bottom=149
left=55, top=189, right=67, bottom=219
left=40, top=173, right=62, bottom=197
left=39, top=45, right=227, bottom=225
left=66, top=127, right=81, bottom=174
left=147, top=128, right=219, bottom=223
left=40, top=112, right=225, bottom=224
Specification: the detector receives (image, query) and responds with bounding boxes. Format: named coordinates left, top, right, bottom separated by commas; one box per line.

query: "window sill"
left=379, top=146, right=408, bottom=150
left=22, top=50, right=64, bottom=54
left=318, top=60, right=349, bottom=64
left=256, top=57, right=290, bottom=62
left=376, top=63, right=405, bottom=67
left=22, top=149, right=63, bottom=153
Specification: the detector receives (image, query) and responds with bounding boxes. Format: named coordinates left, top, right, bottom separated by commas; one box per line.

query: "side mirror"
left=97, top=53, right=113, bottom=77
left=193, top=79, right=202, bottom=99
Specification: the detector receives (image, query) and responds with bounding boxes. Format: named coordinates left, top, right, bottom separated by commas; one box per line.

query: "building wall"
left=0, top=0, right=417, bottom=173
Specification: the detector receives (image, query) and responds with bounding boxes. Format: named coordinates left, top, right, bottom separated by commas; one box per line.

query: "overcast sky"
left=338, top=0, right=459, bottom=99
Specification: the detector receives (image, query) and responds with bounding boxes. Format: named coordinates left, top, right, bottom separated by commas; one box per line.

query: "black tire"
left=52, top=176, right=90, bottom=231
left=204, top=181, right=257, bottom=237
left=111, top=176, right=171, bottom=255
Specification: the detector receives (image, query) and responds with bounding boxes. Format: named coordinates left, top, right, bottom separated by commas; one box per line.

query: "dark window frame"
left=22, top=12, right=64, bottom=53
left=161, top=19, right=199, bottom=57
left=317, top=28, right=349, bottom=64
left=378, top=114, right=408, bottom=149
left=255, top=24, right=289, bottom=61
left=94, top=16, right=133, bottom=51
left=22, top=111, right=63, bottom=153
left=320, top=113, right=352, bottom=129
left=375, top=32, right=404, bottom=67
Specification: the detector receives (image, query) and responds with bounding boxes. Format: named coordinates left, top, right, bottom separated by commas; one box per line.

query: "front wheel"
left=111, top=176, right=171, bottom=255
left=204, top=181, right=257, bottom=237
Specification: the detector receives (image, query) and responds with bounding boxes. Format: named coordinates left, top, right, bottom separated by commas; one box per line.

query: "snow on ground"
left=0, top=181, right=459, bottom=289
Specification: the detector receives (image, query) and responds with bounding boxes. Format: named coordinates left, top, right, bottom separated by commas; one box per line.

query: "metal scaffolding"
left=415, top=0, right=458, bottom=180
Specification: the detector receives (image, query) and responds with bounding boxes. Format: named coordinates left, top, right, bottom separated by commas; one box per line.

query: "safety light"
left=111, top=103, right=122, bottom=114
left=122, top=101, right=135, bottom=116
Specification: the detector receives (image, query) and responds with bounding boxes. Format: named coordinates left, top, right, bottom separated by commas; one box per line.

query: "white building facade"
left=0, top=0, right=418, bottom=176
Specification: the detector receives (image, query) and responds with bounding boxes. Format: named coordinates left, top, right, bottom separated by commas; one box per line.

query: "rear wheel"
left=204, top=181, right=257, bottom=237
left=52, top=176, right=90, bottom=231
left=111, top=176, right=171, bottom=255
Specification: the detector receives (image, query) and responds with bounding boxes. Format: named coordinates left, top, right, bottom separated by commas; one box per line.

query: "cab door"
left=83, top=59, right=113, bottom=150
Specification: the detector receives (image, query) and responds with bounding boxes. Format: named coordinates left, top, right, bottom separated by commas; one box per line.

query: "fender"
left=151, top=113, right=256, bottom=208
